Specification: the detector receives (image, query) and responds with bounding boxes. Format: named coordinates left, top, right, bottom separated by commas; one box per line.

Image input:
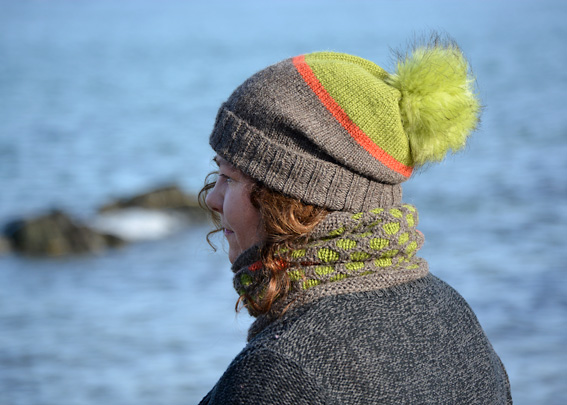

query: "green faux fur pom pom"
left=387, top=36, right=481, bottom=167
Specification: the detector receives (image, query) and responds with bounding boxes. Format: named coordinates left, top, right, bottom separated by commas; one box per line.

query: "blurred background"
left=1, top=0, right=566, bottom=404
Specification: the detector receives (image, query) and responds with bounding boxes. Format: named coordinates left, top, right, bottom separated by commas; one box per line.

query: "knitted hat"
left=210, top=37, right=480, bottom=212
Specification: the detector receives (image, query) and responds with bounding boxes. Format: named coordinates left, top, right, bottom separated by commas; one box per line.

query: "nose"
left=205, top=181, right=223, bottom=214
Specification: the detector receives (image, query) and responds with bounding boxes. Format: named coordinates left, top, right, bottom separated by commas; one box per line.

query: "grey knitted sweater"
left=199, top=274, right=511, bottom=404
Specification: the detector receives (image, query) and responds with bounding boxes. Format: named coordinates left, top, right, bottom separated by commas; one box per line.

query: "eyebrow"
left=213, top=155, right=232, bottom=170
left=213, top=156, right=234, bottom=173
left=213, top=155, right=227, bottom=168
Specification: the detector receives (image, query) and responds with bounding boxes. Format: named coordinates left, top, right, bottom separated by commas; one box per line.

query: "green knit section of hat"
left=304, top=52, right=412, bottom=166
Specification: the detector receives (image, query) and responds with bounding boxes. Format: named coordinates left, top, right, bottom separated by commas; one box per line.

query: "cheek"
left=242, top=204, right=262, bottom=239
left=227, top=189, right=263, bottom=247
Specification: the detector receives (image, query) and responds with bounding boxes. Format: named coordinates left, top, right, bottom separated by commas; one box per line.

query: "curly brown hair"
left=198, top=171, right=329, bottom=316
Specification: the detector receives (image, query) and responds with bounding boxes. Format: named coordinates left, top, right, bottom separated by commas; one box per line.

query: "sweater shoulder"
left=246, top=273, right=511, bottom=404
left=201, top=345, right=329, bottom=404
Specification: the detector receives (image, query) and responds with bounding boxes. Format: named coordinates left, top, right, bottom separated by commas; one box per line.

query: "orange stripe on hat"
left=292, top=55, right=413, bottom=178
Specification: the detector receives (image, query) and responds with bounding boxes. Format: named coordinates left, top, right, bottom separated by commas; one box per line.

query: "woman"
left=199, top=35, right=512, bottom=404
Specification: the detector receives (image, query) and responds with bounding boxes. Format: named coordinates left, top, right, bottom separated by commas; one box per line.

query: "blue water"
left=1, top=1, right=566, bottom=404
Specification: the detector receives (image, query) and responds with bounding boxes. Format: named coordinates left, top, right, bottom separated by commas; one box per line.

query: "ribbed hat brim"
left=210, top=107, right=403, bottom=211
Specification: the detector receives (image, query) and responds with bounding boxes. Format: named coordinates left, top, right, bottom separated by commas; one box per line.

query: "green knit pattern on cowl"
left=233, top=204, right=428, bottom=317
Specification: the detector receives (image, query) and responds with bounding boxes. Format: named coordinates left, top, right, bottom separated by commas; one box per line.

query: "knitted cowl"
left=231, top=203, right=428, bottom=340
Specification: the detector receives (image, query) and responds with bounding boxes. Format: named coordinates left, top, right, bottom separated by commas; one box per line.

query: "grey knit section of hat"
left=209, top=58, right=404, bottom=211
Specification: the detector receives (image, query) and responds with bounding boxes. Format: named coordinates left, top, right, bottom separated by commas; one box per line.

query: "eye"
left=219, top=173, right=233, bottom=183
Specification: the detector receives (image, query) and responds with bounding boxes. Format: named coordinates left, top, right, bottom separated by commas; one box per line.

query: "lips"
left=223, top=227, right=234, bottom=237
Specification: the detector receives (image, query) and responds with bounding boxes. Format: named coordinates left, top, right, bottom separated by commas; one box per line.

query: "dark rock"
left=98, top=185, right=207, bottom=220
left=0, top=236, right=12, bottom=254
left=1, top=184, right=207, bottom=257
left=101, top=232, right=127, bottom=248
left=3, top=210, right=125, bottom=257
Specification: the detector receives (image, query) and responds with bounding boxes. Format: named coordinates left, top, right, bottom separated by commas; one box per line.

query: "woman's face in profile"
left=205, top=155, right=264, bottom=263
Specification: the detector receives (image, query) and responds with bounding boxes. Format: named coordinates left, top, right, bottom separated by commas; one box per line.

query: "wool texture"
left=231, top=203, right=428, bottom=339
left=201, top=35, right=511, bottom=404
left=210, top=36, right=480, bottom=211
left=386, top=40, right=481, bottom=166
left=199, top=275, right=513, bottom=404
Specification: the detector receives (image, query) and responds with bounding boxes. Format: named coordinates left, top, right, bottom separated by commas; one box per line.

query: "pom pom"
left=387, top=35, right=481, bottom=167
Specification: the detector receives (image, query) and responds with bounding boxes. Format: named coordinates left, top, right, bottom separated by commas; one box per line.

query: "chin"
left=228, top=249, right=239, bottom=264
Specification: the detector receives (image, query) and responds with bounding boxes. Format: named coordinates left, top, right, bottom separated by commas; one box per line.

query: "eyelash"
left=219, top=173, right=233, bottom=183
